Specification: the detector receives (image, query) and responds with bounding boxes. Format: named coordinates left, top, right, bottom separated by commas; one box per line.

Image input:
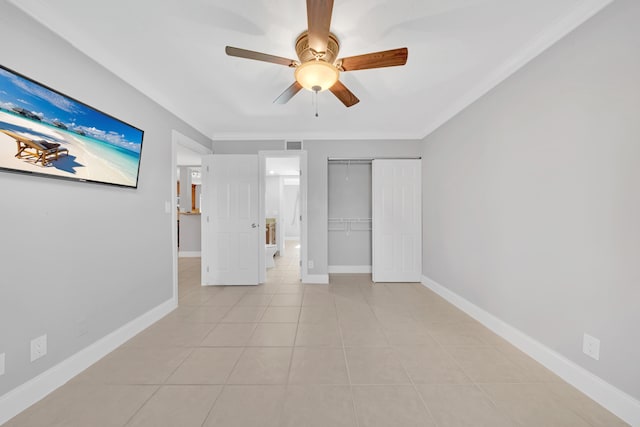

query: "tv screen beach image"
left=0, top=65, right=143, bottom=187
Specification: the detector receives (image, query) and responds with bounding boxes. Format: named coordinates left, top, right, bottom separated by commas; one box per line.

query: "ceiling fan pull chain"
left=312, top=85, right=320, bottom=117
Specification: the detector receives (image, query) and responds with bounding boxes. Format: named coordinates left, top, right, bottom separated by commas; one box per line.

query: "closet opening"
left=327, top=157, right=422, bottom=283
left=328, top=159, right=373, bottom=276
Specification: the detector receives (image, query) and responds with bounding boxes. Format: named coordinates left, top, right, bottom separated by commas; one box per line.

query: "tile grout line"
left=429, top=306, right=521, bottom=426
left=436, top=341, right=526, bottom=425
left=121, top=384, right=163, bottom=427
left=121, top=279, right=213, bottom=427
left=334, top=277, right=363, bottom=427
left=403, top=365, right=441, bottom=427
left=200, top=248, right=301, bottom=426
left=198, top=385, right=224, bottom=427
left=367, top=284, right=441, bottom=427
left=274, top=253, right=303, bottom=425
left=189, top=261, right=262, bottom=427
left=186, top=278, right=248, bottom=427
left=415, top=307, right=527, bottom=426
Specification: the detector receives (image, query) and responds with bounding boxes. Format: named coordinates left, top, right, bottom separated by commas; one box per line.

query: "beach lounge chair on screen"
left=1, top=129, right=69, bottom=166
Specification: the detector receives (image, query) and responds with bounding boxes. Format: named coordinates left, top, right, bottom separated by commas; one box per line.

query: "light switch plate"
left=0, top=353, right=5, bottom=376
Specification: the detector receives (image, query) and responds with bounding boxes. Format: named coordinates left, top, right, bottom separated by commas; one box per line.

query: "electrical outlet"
left=308, top=260, right=314, bottom=269
left=0, top=353, right=5, bottom=376
left=583, top=333, right=600, bottom=360
left=30, top=335, right=47, bottom=362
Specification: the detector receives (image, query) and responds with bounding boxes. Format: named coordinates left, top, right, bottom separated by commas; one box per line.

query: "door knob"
left=251, top=223, right=258, bottom=228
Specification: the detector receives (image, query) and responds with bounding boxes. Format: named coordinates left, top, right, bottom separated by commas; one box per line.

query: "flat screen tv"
left=0, top=64, right=144, bottom=188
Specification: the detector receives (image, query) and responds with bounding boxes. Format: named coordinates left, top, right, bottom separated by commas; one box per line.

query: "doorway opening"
left=265, top=157, right=301, bottom=282
left=171, top=130, right=211, bottom=300
left=260, top=150, right=308, bottom=284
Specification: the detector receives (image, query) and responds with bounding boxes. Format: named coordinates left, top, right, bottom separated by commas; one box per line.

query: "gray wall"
left=421, top=0, right=640, bottom=400
left=213, top=139, right=422, bottom=275
left=328, top=162, right=372, bottom=267
left=0, top=3, right=211, bottom=396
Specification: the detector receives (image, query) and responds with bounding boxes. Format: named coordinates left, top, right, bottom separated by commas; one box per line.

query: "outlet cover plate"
left=30, top=335, right=47, bottom=362
left=583, top=333, right=600, bottom=360
left=0, top=353, right=5, bottom=376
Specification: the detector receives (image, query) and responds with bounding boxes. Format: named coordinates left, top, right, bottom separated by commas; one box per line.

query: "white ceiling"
left=11, top=0, right=611, bottom=141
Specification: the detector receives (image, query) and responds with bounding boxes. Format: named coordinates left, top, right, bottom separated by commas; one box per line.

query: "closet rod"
left=327, top=156, right=421, bottom=162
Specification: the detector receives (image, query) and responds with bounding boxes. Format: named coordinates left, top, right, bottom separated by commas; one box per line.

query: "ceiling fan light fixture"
left=294, top=60, right=339, bottom=92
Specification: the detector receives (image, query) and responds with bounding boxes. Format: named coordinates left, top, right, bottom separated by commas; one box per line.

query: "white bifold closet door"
left=201, top=154, right=260, bottom=285
left=372, top=159, right=422, bottom=282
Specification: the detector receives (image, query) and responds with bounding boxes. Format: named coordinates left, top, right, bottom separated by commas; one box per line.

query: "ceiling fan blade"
left=339, top=47, right=408, bottom=71
left=329, top=80, right=360, bottom=107
left=225, top=46, right=297, bottom=67
left=307, top=0, right=334, bottom=53
left=273, top=81, right=303, bottom=104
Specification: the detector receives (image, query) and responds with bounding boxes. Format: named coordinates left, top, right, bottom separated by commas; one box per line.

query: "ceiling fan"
left=225, top=0, right=408, bottom=108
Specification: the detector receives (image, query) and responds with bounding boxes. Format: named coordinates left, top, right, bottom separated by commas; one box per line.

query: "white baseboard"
left=0, top=299, right=177, bottom=425
left=421, top=275, right=640, bottom=426
left=302, top=274, right=329, bottom=284
left=178, top=251, right=201, bottom=258
left=328, top=265, right=372, bottom=274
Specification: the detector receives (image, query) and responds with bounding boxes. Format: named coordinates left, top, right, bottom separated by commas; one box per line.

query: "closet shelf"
left=328, top=217, right=372, bottom=233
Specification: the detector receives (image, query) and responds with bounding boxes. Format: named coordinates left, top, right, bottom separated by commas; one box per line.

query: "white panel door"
left=201, top=154, right=260, bottom=285
left=372, top=159, right=421, bottom=282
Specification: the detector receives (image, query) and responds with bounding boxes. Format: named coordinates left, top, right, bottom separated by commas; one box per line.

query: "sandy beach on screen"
left=0, top=112, right=133, bottom=186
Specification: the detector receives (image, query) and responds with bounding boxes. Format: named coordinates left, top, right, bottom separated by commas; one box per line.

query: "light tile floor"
left=6, top=241, right=628, bottom=426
